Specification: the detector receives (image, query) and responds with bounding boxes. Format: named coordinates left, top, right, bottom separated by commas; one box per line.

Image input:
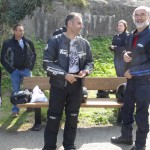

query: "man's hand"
left=124, top=70, right=132, bottom=79
left=65, top=74, right=78, bottom=84
left=123, top=51, right=132, bottom=62
left=110, top=45, right=117, bottom=50
left=78, top=70, right=88, bottom=78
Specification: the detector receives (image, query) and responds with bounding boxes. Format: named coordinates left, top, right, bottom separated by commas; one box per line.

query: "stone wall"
left=22, top=0, right=150, bottom=41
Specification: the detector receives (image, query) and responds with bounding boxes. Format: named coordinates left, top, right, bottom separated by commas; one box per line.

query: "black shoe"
left=64, top=145, right=76, bottom=150
left=64, top=149, right=76, bottom=150
left=42, top=148, right=55, bottom=150
left=111, top=136, right=133, bottom=145
left=26, top=107, right=34, bottom=112
left=116, top=122, right=122, bottom=126
left=30, top=124, right=41, bottom=131
left=131, top=145, right=146, bottom=150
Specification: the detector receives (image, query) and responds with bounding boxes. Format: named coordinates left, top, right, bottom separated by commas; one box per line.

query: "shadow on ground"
left=0, top=125, right=140, bottom=150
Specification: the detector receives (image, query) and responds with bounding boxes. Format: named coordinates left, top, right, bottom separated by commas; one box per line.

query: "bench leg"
left=116, top=108, right=122, bottom=125
left=30, top=108, right=41, bottom=131
left=35, top=108, right=41, bottom=124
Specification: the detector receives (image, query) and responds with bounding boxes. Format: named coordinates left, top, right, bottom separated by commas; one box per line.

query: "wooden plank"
left=84, top=77, right=126, bottom=90
left=23, top=77, right=50, bottom=90
left=23, top=77, right=126, bottom=90
left=18, top=102, right=48, bottom=108
left=17, top=98, right=123, bottom=108
left=81, top=100, right=123, bottom=108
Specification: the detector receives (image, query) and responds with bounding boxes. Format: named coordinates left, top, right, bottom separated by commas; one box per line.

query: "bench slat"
left=23, top=77, right=126, bottom=90
left=17, top=98, right=123, bottom=108
left=84, top=77, right=126, bottom=90
left=23, top=77, right=50, bottom=90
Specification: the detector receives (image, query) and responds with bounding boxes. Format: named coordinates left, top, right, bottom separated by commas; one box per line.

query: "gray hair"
left=133, top=6, right=150, bottom=17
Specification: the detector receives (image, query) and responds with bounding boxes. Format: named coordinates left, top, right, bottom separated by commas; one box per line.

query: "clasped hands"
left=65, top=70, right=88, bottom=84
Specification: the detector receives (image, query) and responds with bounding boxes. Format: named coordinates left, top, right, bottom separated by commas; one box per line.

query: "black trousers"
left=43, top=80, right=82, bottom=150
left=121, top=78, right=150, bottom=147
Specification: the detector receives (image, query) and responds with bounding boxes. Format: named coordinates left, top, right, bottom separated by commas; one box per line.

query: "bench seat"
left=17, top=98, right=123, bottom=108
left=16, top=76, right=126, bottom=128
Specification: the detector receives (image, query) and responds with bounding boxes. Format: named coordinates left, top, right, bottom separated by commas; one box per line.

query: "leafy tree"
left=0, top=0, right=88, bottom=27
left=0, top=0, right=52, bottom=26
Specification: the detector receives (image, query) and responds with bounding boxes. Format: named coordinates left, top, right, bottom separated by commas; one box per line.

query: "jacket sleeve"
left=113, top=32, right=129, bottom=54
left=82, top=41, right=94, bottom=75
left=43, top=38, right=67, bottom=79
left=129, top=41, right=150, bottom=76
left=1, top=41, right=15, bottom=74
left=28, top=40, right=36, bottom=70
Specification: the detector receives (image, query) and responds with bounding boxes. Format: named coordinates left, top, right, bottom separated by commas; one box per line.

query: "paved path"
left=0, top=125, right=150, bottom=150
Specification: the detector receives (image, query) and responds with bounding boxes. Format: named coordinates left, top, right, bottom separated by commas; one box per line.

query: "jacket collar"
left=132, top=26, right=150, bottom=37
left=12, top=35, right=25, bottom=42
left=61, top=33, right=80, bottom=44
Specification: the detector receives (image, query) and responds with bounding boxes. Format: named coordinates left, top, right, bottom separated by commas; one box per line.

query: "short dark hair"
left=13, top=23, right=23, bottom=31
left=65, top=12, right=82, bottom=27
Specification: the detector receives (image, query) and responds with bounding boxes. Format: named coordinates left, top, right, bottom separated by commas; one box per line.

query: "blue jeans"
left=11, top=68, right=32, bottom=113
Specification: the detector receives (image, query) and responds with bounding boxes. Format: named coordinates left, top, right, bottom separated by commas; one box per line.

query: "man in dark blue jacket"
left=42, top=12, right=93, bottom=150
left=111, top=6, right=150, bottom=150
left=1, top=24, right=36, bottom=117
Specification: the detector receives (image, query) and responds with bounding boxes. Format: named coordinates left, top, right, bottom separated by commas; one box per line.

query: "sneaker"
left=131, top=145, right=146, bottom=150
left=111, top=136, right=133, bottom=145
left=30, top=123, right=41, bottom=131
left=12, top=112, right=19, bottom=118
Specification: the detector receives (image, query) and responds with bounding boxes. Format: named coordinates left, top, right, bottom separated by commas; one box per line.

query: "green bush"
left=90, top=37, right=116, bottom=77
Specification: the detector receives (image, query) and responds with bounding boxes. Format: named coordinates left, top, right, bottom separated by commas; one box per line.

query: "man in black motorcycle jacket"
left=44, top=33, right=93, bottom=88
left=42, top=12, right=93, bottom=150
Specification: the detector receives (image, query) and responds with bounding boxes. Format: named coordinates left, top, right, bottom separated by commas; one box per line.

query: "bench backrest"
left=23, top=77, right=126, bottom=90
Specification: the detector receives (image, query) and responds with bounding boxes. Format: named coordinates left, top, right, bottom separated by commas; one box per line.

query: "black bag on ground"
left=116, top=83, right=126, bottom=103
left=10, top=89, right=32, bottom=105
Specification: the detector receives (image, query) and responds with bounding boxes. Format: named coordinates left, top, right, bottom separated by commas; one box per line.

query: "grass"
left=3, top=91, right=118, bottom=131
left=0, top=90, right=118, bottom=131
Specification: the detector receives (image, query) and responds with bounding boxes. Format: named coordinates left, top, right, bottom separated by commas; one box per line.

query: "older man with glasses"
left=111, top=6, right=150, bottom=150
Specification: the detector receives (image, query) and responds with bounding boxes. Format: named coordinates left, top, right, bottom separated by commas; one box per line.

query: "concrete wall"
left=22, top=0, right=150, bottom=41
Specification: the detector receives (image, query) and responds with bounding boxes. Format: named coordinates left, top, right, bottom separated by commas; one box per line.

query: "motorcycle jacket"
left=43, top=33, right=94, bottom=88
left=1, top=36, right=36, bottom=74
left=125, top=26, right=150, bottom=78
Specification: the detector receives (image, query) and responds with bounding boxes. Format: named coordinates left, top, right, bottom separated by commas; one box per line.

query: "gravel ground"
left=0, top=124, right=150, bottom=150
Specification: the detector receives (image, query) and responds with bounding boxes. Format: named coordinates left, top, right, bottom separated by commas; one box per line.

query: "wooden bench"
left=17, top=77, right=126, bottom=129
left=18, top=77, right=126, bottom=108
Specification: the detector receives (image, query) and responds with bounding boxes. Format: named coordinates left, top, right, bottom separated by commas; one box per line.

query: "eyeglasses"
left=133, top=13, right=148, bottom=18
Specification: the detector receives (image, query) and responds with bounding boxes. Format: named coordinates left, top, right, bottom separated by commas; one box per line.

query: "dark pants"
left=121, top=78, right=150, bottom=147
left=43, top=80, right=82, bottom=150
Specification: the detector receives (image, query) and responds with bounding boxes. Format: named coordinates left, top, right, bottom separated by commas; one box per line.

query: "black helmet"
left=81, top=87, right=88, bottom=103
left=96, top=90, right=110, bottom=98
left=116, top=83, right=126, bottom=103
